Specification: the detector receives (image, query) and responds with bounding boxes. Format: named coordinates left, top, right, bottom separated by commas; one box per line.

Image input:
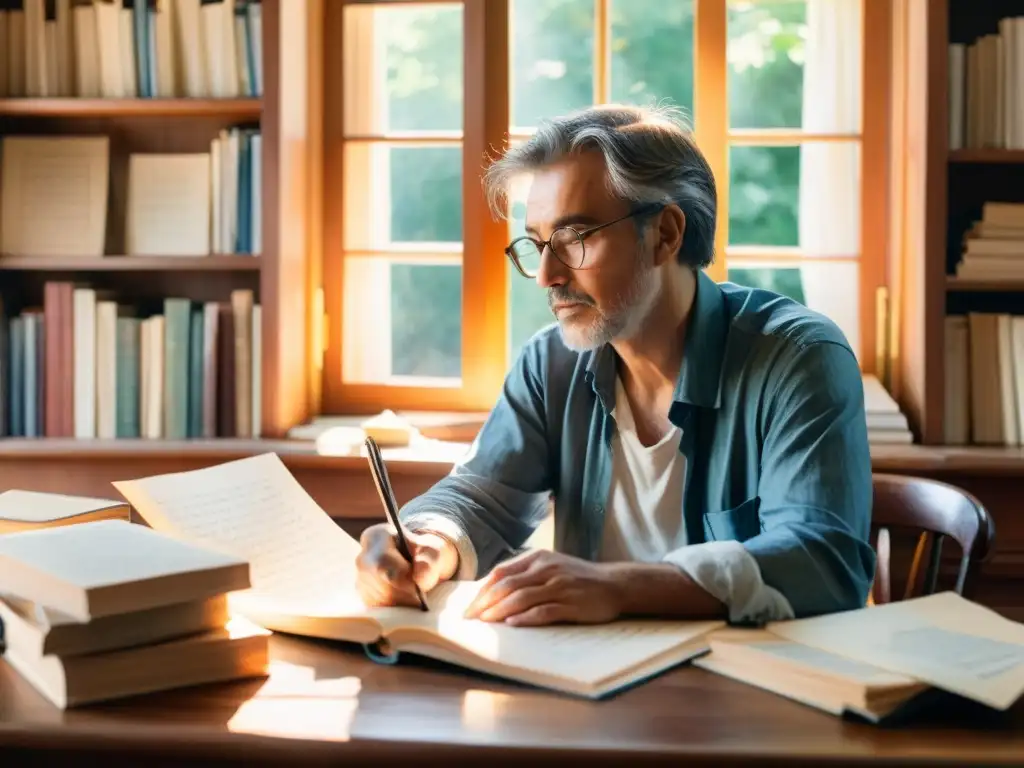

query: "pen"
left=364, top=436, right=429, bottom=611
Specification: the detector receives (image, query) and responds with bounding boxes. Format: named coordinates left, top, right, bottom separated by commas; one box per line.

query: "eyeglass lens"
left=511, top=227, right=585, bottom=276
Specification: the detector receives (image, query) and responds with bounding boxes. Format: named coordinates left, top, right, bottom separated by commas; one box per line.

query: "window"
left=323, top=0, right=888, bottom=414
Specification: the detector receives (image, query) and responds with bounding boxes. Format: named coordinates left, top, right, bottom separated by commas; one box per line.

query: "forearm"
left=605, top=561, right=727, bottom=620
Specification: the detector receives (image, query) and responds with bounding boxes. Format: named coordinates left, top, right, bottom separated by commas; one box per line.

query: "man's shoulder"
left=719, top=280, right=854, bottom=358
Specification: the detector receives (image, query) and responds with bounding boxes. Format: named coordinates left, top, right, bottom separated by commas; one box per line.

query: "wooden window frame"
left=321, top=0, right=890, bottom=416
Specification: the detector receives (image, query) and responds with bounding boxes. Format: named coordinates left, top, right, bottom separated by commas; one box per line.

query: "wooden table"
left=1, top=635, right=1022, bottom=767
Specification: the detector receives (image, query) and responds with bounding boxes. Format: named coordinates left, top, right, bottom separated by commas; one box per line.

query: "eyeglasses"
left=504, top=204, right=663, bottom=279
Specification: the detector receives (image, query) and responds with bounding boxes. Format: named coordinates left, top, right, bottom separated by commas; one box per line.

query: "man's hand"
left=356, top=523, right=459, bottom=608
left=462, top=550, right=625, bottom=626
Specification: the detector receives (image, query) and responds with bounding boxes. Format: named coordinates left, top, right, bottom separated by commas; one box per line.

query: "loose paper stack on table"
left=0, top=498, right=269, bottom=709
left=108, top=452, right=1024, bottom=716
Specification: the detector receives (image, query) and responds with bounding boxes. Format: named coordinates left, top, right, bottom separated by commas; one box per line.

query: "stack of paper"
left=0, top=520, right=268, bottom=708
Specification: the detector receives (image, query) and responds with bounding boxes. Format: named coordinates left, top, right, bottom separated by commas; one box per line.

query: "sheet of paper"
left=112, top=453, right=365, bottom=617
left=769, top=592, right=1024, bottom=709
left=745, top=640, right=917, bottom=687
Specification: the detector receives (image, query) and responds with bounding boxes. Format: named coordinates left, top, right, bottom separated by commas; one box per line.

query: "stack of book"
left=0, top=511, right=269, bottom=709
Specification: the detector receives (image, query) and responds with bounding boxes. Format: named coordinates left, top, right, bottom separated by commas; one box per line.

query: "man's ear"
left=653, top=204, right=686, bottom=266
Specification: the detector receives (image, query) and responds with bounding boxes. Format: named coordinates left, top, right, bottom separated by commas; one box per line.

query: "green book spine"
left=162, top=298, right=192, bottom=439
left=115, top=317, right=141, bottom=438
left=187, top=305, right=205, bottom=438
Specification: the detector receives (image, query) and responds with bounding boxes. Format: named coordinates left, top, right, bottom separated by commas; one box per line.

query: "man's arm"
left=663, top=340, right=876, bottom=623
left=399, top=341, right=554, bottom=580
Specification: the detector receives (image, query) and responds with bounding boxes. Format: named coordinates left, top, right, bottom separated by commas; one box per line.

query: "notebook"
left=112, top=453, right=723, bottom=699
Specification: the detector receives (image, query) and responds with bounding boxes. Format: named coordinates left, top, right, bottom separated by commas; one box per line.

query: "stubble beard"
left=555, top=252, right=659, bottom=352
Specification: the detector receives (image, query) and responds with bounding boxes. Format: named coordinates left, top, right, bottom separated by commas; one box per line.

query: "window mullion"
left=462, top=0, right=511, bottom=409
left=595, top=0, right=610, bottom=104
left=693, top=0, right=728, bottom=283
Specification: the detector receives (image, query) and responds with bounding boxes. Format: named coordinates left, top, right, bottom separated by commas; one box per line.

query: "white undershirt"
left=598, top=376, right=796, bottom=625
left=599, top=376, right=688, bottom=562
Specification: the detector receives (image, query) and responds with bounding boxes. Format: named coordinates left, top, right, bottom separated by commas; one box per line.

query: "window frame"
left=321, top=0, right=891, bottom=415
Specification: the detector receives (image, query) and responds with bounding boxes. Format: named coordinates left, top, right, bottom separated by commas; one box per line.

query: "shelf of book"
left=0, top=0, right=318, bottom=441
left=0, top=98, right=262, bottom=118
left=1, top=436, right=1022, bottom=478
left=0, top=256, right=261, bottom=272
left=948, top=149, right=1024, bottom=164
left=945, top=277, right=1024, bottom=292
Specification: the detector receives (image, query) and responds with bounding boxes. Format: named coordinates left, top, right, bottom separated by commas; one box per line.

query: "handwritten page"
left=112, top=453, right=365, bottom=617
left=769, top=591, right=1024, bottom=709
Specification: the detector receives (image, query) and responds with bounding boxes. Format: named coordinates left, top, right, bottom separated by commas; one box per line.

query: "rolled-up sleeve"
left=740, top=340, right=876, bottom=618
left=400, top=341, right=554, bottom=578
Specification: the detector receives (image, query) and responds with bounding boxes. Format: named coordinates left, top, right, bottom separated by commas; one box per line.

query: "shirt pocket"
left=703, top=496, right=762, bottom=542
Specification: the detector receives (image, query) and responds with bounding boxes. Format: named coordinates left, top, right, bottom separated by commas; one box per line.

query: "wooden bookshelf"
left=948, top=148, right=1024, bottom=163
left=0, top=256, right=261, bottom=272
left=0, top=98, right=262, bottom=118
left=887, top=0, right=1024, bottom=614
left=0, top=0, right=320, bottom=441
left=946, top=276, right=1024, bottom=292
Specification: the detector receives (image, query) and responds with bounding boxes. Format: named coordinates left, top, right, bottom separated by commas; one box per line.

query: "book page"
left=377, top=580, right=722, bottom=686
left=743, top=639, right=917, bottom=687
left=112, top=453, right=366, bottom=618
left=769, top=592, right=1024, bottom=709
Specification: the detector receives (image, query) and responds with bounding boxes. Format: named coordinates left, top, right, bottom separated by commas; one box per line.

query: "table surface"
left=1, top=634, right=1022, bottom=767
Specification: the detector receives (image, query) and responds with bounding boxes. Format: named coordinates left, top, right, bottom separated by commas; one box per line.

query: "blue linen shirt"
left=400, top=269, right=876, bottom=621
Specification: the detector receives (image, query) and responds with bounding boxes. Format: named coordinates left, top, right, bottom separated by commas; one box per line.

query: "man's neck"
left=612, top=266, right=697, bottom=398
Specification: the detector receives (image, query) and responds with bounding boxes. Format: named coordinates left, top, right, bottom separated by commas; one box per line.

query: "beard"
left=549, top=253, right=659, bottom=352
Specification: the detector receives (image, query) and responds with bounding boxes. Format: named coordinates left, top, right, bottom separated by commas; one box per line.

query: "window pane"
left=343, top=144, right=462, bottom=251
left=610, top=0, right=694, bottom=112
left=727, top=0, right=861, bottom=132
left=727, top=262, right=860, bottom=354
left=728, top=142, right=860, bottom=254
left=342, top=260, right=462, bottom=383
left=390, top=264, right=462, bottom=378
left=509, top=262, right=556, bottom=360
left=343, top=3, right=463, bottom=134
left=511, top=0, right=594, bottom=129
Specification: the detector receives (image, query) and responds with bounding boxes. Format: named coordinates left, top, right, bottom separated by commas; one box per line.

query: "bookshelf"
left=0, top=0, right=319, bottom=444
left=887, top=0, right=1024, bottom=615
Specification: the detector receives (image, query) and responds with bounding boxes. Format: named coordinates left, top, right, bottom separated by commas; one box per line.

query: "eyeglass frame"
left=504, top=203, right=665, bottom=279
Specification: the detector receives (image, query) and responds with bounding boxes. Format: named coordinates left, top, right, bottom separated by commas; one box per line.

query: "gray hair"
left=483, top=104, right=717, bottom=268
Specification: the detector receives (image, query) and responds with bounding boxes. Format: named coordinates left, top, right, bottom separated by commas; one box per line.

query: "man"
left=355, top=104, right=875, bottom=627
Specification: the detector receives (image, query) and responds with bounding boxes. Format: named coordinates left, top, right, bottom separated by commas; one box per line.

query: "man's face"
left=523, top=151, right=659, bottom=351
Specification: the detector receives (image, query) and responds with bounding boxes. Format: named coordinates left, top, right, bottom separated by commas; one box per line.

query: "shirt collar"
left=585, top=269, right=728, bottom=412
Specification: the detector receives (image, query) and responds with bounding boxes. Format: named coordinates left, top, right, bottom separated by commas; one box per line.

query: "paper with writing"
left=113, top=453, right=365, bottom=617
left=114, top=453, right=722, bottom=689
left=769, top=591, right=1024, bottom=709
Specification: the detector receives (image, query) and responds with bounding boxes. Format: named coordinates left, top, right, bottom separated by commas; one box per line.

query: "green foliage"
left=379, top=0, right=809, bottom=379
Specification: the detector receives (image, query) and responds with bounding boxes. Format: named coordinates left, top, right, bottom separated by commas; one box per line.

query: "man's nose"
left=535, top=244, right=570, bottom=289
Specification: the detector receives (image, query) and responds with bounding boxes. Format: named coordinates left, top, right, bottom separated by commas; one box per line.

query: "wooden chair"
left=870, top=473, right=994, bottom=604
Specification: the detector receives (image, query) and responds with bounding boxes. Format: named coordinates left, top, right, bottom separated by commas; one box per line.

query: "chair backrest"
left=870, top=473, right=994, bottom=604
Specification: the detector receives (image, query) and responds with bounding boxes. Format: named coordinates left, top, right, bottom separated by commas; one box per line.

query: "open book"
left=693, top=628, right=931, bottom=722
left=112, top=453, right=722, bottom=699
